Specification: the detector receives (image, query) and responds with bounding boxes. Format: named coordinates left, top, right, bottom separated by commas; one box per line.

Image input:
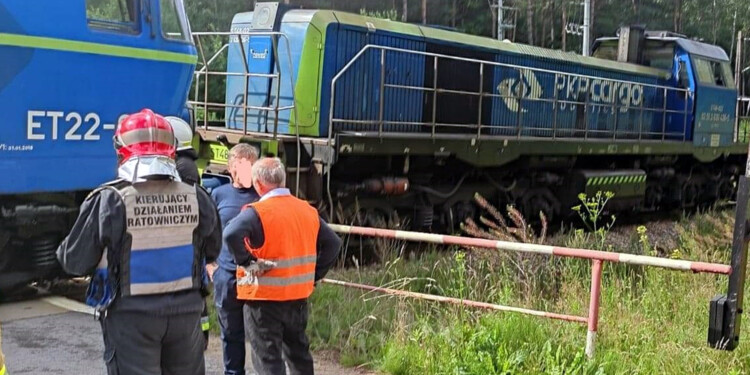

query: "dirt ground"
left=204, top=332, right=376, bottom=375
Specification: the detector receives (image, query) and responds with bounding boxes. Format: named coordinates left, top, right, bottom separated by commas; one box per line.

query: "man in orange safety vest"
left=223, top=157, right=341, bottom=375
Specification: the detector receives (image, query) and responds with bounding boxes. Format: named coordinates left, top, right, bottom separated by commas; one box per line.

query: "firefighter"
left=167, top=116, right=211, bottom=350
left=167, top=116, right=200, bottom=186
left=223, top=157, right=341, bottom=375
left=57, top=109, right=222, bottom=375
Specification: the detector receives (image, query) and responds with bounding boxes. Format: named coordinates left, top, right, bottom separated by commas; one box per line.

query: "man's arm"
left=56, top=189, right=115, bottom=276
left=197, top=187, right=222, bottom=263
left=223, top=208, right=263, bottom=267
left=314, top=218, right=342, bottom=281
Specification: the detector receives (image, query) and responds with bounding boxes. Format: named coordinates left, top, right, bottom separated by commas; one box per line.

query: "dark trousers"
left=213, top=267, right=246, bottom=375
left=244, top=300, right=314, bottom=375
left=100, top=310, right=205, bottom=375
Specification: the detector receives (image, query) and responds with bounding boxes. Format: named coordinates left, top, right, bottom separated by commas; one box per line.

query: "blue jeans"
left=213, top=267, right=246, bottom=375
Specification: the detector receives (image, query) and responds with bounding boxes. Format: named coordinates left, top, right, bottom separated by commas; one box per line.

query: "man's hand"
left=206, top=262, right=218, bottom=282
left=237, top=259, right=277, bottom=286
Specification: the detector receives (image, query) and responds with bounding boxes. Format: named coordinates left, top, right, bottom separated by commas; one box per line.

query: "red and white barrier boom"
left=708, top=142, right=750, bottom=350
left=324, top=221, right=734, bottom=358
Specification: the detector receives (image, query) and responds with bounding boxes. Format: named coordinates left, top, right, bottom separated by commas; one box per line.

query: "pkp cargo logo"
left=496, top=68, right=647, bottom=114
left=496, top=68, right=542, bottom=113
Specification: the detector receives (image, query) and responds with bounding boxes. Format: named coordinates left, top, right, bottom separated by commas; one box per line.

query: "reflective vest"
left=119, top=180, right=201, bottom=296
left=236, top=195, right=320, bottom=301
left=0, top=325, right=5, bottom=375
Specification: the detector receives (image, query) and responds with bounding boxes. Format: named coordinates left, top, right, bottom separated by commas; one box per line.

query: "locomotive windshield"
left=161, top=0, right=191, bottom=42
left=693, top=57, right=734, bottom=87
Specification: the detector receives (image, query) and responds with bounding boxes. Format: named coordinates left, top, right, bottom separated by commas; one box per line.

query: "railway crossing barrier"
left=323, top=224, right=732, bottom=358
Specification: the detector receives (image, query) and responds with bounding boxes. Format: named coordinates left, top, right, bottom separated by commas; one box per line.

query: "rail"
left=328, top=45, right=694, bottom=146
left=323, top=224, right=731, bottom=358
left=189, top=30, right=302, bottom=195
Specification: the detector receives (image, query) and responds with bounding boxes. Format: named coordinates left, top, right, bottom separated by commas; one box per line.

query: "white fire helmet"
left=165, top=116, right=194, bottom=151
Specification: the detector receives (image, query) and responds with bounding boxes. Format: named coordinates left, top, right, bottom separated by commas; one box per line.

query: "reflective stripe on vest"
left=121, top=181, right=200, bottom=296
left=236, top=195, right=320, bottom=301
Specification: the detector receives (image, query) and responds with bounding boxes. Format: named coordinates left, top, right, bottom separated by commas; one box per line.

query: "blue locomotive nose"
left=0, top=0, right=196, bottom=293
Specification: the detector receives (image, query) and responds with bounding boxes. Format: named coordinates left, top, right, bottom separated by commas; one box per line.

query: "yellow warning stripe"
left=587, top=175, right=646, bottom=186
left=0, top=33, right=197, bottom=64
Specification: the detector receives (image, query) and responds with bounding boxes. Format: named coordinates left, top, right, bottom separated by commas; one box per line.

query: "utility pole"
left=492, top=0, right=516, bottom=41
left=582, top=0, right=591, bottom=56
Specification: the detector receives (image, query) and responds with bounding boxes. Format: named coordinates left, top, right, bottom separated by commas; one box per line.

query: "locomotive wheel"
left=718, top=176, right=737, bottom=201
left=337, top=199, right=400, bottom=265
left=678, top=177, right=701, bottom=209
left=519, top=188, right=559, bottom=230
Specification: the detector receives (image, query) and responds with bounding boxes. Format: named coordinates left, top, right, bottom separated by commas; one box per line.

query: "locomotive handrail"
left=189, top=30, right=302, bottom=195
left=328, top=44, right=693, bottom=148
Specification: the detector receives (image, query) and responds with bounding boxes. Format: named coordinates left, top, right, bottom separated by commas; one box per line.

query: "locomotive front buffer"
left=709, top=144, right=750, bottom=351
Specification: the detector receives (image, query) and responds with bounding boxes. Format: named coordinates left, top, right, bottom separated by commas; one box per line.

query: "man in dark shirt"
left=224, top=157, right=341, bottom=375
left=209, top=143, right=260, bottom=375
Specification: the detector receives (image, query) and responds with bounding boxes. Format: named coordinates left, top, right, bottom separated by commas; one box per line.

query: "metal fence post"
left=476, top=63, right=485, bottom=141
left=586, top=259, right=603, bottom=358
left=431, top=55, right=438, bottom=140
left=709, top=140, right=750, bottom=350
left=378, top=49, right=386, bottom=139
left=661, top=87, right=668, bottom=140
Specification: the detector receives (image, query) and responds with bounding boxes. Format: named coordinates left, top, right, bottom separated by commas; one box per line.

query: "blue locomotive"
left=0, top=0, right=196, bottom=292
left=193, top=4, right=745, bottom=236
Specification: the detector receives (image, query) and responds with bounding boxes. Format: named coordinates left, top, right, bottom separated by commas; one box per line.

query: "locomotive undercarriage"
left=0, top=193, right=83, bottom=295
left=319, top=153, right=744, bottom=238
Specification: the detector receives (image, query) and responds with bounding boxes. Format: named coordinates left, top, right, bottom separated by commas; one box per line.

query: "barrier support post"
left=586, top=259, right=603, bottom=358
left=709, top=141, right=750, bottom=350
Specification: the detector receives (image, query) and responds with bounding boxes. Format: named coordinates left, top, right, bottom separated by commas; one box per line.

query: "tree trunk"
left=541, top=2, right=548, bottom=48
left=549, top=0, right=555, bottom=49
left=673, top=0, right=682, bottom=33
left=590, top=0, right=596, bottom=41
left=562, top=0, right=567, bottom=51
left=526, top=0, right=534, bottom=45
left=422, top=0, right=427, bottom=24
left=402, top=0, right=407, bottom=22
left=712, top=0, right=718, bottom=43
left=451, top=0, right=457, bottom=27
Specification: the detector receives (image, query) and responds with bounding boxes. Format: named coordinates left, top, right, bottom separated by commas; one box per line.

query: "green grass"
left=304, top=209, right=750, bottom=374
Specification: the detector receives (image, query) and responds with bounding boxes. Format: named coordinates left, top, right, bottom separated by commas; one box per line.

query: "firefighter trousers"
left=100, top=310, right=205, bottom=375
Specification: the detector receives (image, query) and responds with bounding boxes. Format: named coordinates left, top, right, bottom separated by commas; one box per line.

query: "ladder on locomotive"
left=328, top=45, right=694, bottom=144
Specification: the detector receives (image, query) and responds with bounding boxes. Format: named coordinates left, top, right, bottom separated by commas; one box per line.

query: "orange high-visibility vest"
left=236, top=195, right=320, bottom=301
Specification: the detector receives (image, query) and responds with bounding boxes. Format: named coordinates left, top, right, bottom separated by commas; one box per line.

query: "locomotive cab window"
left=693, top=57, right=734, bottom=87
left=86, top=0, right=139, bottom=33
left=161, top=0, right=191, bottom=42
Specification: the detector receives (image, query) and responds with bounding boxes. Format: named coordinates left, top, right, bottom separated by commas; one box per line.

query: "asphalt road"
left=0, top=296, right=371, bottom=375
